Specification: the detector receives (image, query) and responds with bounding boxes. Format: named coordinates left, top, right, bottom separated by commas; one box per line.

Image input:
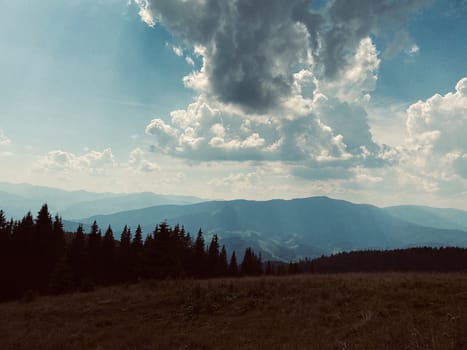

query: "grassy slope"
left=1, top=274, right=467, bottom=349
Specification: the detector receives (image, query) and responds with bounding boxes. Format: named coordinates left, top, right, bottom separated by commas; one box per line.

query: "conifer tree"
left=208, top=234, right=220, bottom=276
left=132, top=224, right=144, bottom=280
left=0, top=210, right=13, bottom=299
left=194, top=229, right=206, bottom=277
left=70, top=225, right=87, bottom=288
left=219, top=245, right=229, bottom=276
left=240, top=247, right=262, bottom=276
left=229, top=250, right=238, bottom=276
left=118, top=225, right=133, bottom=282
left=14, top=212, right=35, bottom=293
left=34, top=204, right=54, bottom=291
left=87, top=221, right=101, bottom=283
left=48, top=215, right=71, bottom=293
left=52, top=215, right=66, bottom=259
left=101, top=225, right=116, bottom=285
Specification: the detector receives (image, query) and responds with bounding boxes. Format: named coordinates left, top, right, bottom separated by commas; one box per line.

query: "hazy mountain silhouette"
left=383, top=205, right=467, bottom=232
left=79, top=197, right=467, bottom=261
left=0, top=182, right=203, bottom=219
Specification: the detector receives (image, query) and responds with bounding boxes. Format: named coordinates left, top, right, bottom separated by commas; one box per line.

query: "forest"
left=0, top=205, right=263, bottom=301
left=2, top=204, right=467, bottom=302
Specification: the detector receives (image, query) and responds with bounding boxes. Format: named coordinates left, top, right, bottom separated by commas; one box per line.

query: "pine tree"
left=101, top=225, right=116, bottom=285
left=208, top=234, right=220, bottom=277
left=193, top=229, right=206, bottom=277
left=87, top=221, right=101, bottom=283
left=118, top=225, right=133, bottom=282
left=34, top=204, right=54, bottom=291
left=70, top=225, right=87, bottom=288
left=132, top=225, right=144, bottom=280
left=265, top=261, right=272, bottom=275
left=48, top=215, right=71, bottom=293
left=52, top=215, right=66, bottom=259
left=240, top=247, right=262, bottom=276
left=219, top=245, right=229, bottom=276
left=0, top=210, right=13, bottom=300
left=229, top=250, right=238, bottom=276
left=14, top=212, right=35, bottom=294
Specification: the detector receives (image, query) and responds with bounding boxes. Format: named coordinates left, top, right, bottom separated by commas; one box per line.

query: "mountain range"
left=79, top=197, right=467, bottom=261
left=0, top=182, right=203, bottom=220
left=1, top=182, right=466, bottom=261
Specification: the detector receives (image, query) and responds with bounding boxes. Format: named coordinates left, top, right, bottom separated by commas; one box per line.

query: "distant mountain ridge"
left=78, top=197, right=467, bottom=261
left=383, top=205, right=467, bottom=232
left=0, top=182, right=204, bottom=220
left=2, top=182, right=467, bottom=262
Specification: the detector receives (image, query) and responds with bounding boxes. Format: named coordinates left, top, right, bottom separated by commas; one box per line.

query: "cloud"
left=128, top=147, right=159, bottom=172
left=405, top=77, right=467, bottom=179
left=171, top=45, right=183, bottom=57
left=185, top=56, right=194, bottom=66
left=407, top=44, right=420, bottom=56
left=0, top=129, right=11, bottom=146
left=0, top=129, right=12, bottom=157
left=36, top=148, right=116, bottom=174
left=132, top=0, right=436, bottom=191
left=143, top=35, right=388, bottom=172
left=133, top=0, right=430, bottom=112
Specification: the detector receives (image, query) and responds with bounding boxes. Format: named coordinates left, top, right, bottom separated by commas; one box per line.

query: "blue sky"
left=0, top=0, right=466, bottom=209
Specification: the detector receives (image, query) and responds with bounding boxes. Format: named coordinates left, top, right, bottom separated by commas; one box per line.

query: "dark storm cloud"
left=138, top=0, right=431, bottom=111
left=319, top=0, right=432, bottom=77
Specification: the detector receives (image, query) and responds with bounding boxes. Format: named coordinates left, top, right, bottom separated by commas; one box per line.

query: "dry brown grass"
left=1, top=273, right=467, bottom=349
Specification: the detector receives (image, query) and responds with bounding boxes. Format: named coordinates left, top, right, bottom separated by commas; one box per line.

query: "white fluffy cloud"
left=0, top=129, right=12, bottom=157
left=36, top=148, right=116, bottom=174
left=128, top=148, right=159, bottom=172
left=132, top=0, right=429, bottom=172
left=144, top=35, right=387, bottom=173
left=405, top=77, right=467, bottom=180
left=350, top=77, right=467, bottom=201
left=0, top=129, right=11, bottom=146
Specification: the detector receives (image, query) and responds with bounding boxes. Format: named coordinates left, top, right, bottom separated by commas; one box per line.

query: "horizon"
left=1, top=180, right=466, bottom=212
left=1, top=1, right=466, bottom=210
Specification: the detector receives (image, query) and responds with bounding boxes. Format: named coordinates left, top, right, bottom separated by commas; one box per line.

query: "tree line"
left=0, top=205, right=262, bottom=301
left=303, top=247, right=467, bottom=273
left=3, top=205, right=467, bottom=301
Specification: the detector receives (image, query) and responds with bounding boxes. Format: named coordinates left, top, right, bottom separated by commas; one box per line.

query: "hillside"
left=81, top=197, right=467, bottom=260
left=1, top=274, right=467, bottom=349
left=383, top=205, right=467, bottom=232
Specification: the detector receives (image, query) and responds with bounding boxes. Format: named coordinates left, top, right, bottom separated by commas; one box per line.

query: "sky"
left=0, top=0, right=466, bottom=209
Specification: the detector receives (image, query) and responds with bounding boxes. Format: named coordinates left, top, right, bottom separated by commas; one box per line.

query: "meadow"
left=1, top=273, right=467, bottom=349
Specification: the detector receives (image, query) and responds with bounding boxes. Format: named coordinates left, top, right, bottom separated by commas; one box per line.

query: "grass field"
left=1, top=273, right=467, bottom=349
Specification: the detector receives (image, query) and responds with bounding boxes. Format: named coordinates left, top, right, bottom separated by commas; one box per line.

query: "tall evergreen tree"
left=70, top=225, right=87, bottom=288
left=34, top=204, right=54, bottom=291
left=131, top=225, right=144, bottom=280
left=52, top=215, right=66, bottom=259
left=13, top=212, right=35, bottom=294
left=48, top=215, right=71, bottom=294
left=240, top=247, right=262, bottom=276
left=208, top=234, right=220, bottom=276
left=118, top=225, right=133, bottom=282
left=219, top=245, right=229, bottom=276
left=229, top=250, right=238, bottom=276
left=193, top=229, right=206, bottom=277
left=87, top=221, right=101, bottom=283
left=0, top=210, right=13, bottom=299
left=101, top=225, right=116, bottom=285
